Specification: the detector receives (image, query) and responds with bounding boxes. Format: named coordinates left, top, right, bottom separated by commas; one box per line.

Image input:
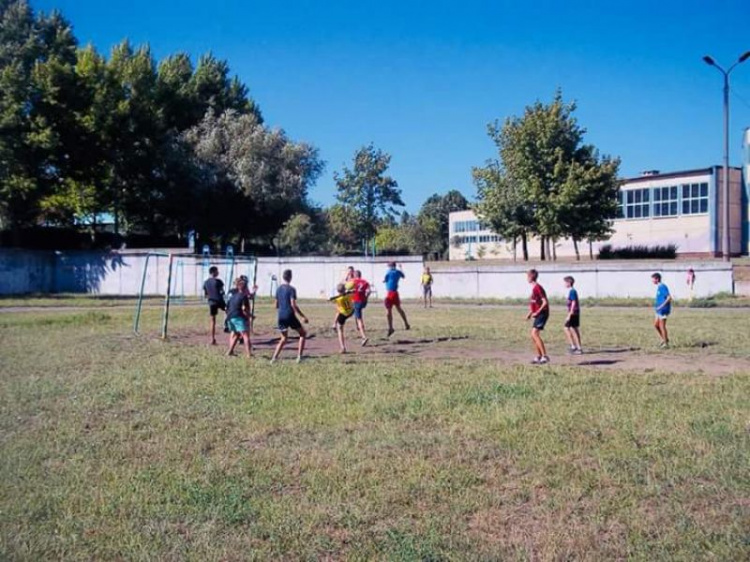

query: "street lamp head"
left=702, top=55, right=716, bottom=66
left=739, top=51, right=750, bottom=63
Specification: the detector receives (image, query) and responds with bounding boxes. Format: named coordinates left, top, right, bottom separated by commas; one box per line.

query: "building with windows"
left=449, top=149, right=749, bottom=260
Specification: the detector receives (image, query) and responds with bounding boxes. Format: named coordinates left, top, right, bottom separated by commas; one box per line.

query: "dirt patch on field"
left=164, top=327, right=748, bottom=376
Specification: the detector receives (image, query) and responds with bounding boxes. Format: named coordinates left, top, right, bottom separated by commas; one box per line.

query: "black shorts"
left=564, top=314, right=580, bottom=329
left=532, top=312, right=549, bottom=330
left=336, top=313, right=353, bottom=326
left=208, top=299, right=225, bottom=317
left=278, top=315, right=302, bottom=332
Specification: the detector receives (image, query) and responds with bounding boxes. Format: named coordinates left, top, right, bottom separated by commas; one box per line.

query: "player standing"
left=271, top=269, right=309, bottom=363
left=203, top=266, right=225, bottom=345
left=525, top=269, right=550, bottom=364
left=225, top=277, right=253, bottom=358
left=652, top=272, right=672, bottom=348
left=384, top=262, right=410, bottom=337
left=420, top=266, right=434, bottom=308
left=563, top=276, right=582, bottom=355
left=352, top=270, right=371, bottom=346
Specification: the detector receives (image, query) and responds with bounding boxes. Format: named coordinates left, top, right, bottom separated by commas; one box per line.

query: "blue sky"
left=34, top=0, right=750, bottom=212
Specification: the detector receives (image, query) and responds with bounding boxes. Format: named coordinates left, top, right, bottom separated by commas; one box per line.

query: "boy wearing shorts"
left=421, top=266, right=434, bottom=308
left=525, top=269, right=550, bottom=364
left=203, top=266, right=225, bottom=345
left=384, top=261, right=410, bottom=337
left=225, top=277, right=252, bottom=358
left=563, top=276, right=582, bottom=354
left=330, top=283, right=355, bottom=353
left=652, top=272, right=672, bottom=348
left=352, top=270, right=371, bottom=346
left=271, top=269, right=309, bottom=363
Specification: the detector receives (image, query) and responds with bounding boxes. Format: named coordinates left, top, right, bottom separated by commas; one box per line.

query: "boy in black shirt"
left=203, top=266, right=225, bottom=345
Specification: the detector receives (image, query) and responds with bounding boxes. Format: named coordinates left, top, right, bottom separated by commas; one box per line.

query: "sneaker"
left=530, top=357, right=542, bottom=364
left=387, top=328, right=395, bottom=338
left=405, top=324, right=411, bottom=331
left=361, top=337, right=369, bottom=347
left=296, top=356, right=303, bottom=364
left=659, top=341, right=669, bottom=349
left=269, top=358, right=276, bottom=365
left=539, top=356, right=550, bottom=364
left=572, top=348, right=583, bottom=355
left=568, top=346, right=576, bottom=355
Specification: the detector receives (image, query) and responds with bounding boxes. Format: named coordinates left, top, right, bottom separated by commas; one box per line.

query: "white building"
left=450, top=137, right=749, bottom=260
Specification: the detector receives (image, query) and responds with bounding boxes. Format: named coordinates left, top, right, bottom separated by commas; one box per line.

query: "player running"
left=384, top=262, right=410, bottom=337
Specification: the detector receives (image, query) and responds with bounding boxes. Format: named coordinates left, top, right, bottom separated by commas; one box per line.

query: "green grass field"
left=1, top=299, right=749, bottom=560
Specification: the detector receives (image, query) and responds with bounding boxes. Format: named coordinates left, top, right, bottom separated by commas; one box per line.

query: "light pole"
left=703, top=51, right=750, bottom=261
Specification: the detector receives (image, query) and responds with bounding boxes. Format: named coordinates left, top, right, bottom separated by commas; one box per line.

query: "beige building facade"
left=449, top=163, right=748, bottom=261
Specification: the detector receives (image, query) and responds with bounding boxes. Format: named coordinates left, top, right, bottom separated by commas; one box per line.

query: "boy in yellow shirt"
left=329, top=283, right=355, bottom=353
left=420, top=266, right=434, bottom=308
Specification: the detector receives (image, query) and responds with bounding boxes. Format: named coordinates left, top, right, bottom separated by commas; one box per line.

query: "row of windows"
left=454, top=234, right=502, bottom=245
left=452, top=220, right=480, bottom=233
left=617, top=183, right=709, bottom=219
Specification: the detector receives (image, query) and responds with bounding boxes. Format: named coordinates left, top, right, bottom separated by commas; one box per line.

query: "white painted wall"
left=431, top=262, right=733, bottom=300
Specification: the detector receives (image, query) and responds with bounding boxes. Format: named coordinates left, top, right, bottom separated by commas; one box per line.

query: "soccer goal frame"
left=133, top=252, right=258, bottom=339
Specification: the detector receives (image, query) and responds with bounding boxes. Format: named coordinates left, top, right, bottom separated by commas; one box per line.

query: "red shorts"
left=384, top=290, right=400, bottom=309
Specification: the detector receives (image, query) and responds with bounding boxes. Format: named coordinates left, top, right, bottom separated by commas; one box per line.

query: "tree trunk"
left=512, top=238, right=517, bottom=262
left=588, top=239, right=594, bottom=260
left=573, top=238, right=580, bottom=261
left=540, top=236, right=546, bottom=261
left=521, top=232, right=528, bottom=261
left=552, top=239, right=557, bottom=261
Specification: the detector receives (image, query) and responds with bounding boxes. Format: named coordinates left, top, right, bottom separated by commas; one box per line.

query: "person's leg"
left=660, top=319, right=669, bottom=344
left=429, top=290, right=433, bottom=308
left=226, top=331, right=238, bottom=355
left=210, top=314, right=217, bottom=344
left=386, top=305, right=394, bottom=335
left=564, top=326, right=574, bottom=348
left=530, top=328, right=542, bottom=358
left=271, top=332, right=288, bottom=362
left=337, top=324, right=346, bottom=353
left=242, top=329, right=252, bottom=358
left=653, top=316, right=662, bottom=340
left=395, top=304, right=410, bottom=329
left=572, top=327, right=582, bottom=350
left=296, top=327, right=307, bottom=359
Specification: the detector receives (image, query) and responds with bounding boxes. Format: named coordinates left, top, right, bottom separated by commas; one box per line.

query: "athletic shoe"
left=539, top=356, right=550, bottom=364
left=296, top=356, right=303, bottom=364
left=659, top=342, right=669, bottom=349
left=530, top=357, right=542, bottom=364
left=269, top=358, right=276, bottom=365
left=405, top=324, right=411, bottom=330
left=568, top=346, right=576, bottom=355
left=387, top=328, right=395, bottom=338
left=361, top=338, right=369, bottom=347
left=572, top=348, right=583, bottom=355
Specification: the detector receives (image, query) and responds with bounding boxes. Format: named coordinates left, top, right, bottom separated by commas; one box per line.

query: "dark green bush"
left=598, top=244, right=677, bottom=260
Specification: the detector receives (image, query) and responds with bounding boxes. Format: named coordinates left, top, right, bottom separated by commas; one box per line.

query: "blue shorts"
left=227, top=317, right=248, bottom=333
left=532, top=312, right=549, bottom=331
left=353, top=301, right=367, bottom=320
left=278, top=315, right=302, bottom=332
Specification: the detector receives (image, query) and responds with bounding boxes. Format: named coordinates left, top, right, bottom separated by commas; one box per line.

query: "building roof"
left=622, top=166, right=742, bottom=184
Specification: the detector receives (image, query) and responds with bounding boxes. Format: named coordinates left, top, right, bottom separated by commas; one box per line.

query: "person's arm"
left=292, top=298, right=308, bottom=323
left=657, top=294, right=673, bottom=311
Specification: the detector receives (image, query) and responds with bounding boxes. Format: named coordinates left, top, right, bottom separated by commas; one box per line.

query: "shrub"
left=598, top=244, right=677, bottom=260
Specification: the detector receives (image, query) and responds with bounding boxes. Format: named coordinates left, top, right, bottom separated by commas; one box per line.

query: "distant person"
left=329, top=283, right=355, bottom=353
left=686, top=268, right=696, bottom=301
left=271, top=269, right=309, bottom=363
left=652, top=272, right=673, bottom=348
left=563, top=276, right=582, bottom=355
left=420, top=266, right=434, bottom=308
left=352, top=269, right=371, bottom=346
left=384, top=261, right=410, bottom=337
left=225, top=277, right=253, bottom=359
left=525, top=269, right=550, bottom=364
left=203, top=266, right=225, bottom=345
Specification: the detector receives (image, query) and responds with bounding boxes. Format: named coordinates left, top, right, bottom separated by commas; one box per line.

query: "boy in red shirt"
left=525, top=269, right=550, bottom=364
left=351, top=270, right=371, bottom=346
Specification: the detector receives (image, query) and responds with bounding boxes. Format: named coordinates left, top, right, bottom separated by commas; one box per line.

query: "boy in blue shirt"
left=384, top=261, right=410, bottom=337
left=652, top=273, right=672, bottom=348
left=271, top=269, right=309, bottom=363
left=563, top=276, right=582, bottom=354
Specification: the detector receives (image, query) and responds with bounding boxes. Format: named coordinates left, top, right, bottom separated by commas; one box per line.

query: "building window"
left=653, top=186, right=678, bottom=217
left=681, top=182, right=709, bottom=215
left=452, top=220, right=480, bottom=233
left=616, top=191, right=624, bottom=218
left=624, top=188, right=650, bottom=219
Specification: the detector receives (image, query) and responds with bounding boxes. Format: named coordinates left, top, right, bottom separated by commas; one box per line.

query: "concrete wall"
left=431, top=261, right=733, bottom=300
left=0, top=249, right=736, bottom=299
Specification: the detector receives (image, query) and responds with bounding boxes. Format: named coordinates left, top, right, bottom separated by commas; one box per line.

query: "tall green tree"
left=334, top=144, right=403, bottom=243
left=417, top=189, right=469, bottom=258
left=475, top=91, right=620, bottom=260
